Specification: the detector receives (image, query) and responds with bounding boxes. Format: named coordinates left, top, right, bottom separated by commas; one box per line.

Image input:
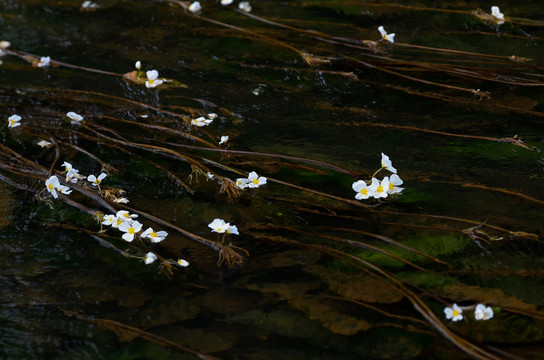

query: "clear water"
left=1, top=1, right=544, bottom=359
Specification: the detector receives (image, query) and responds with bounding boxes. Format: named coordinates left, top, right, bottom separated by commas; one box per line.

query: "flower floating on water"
left=81, top=1, right=98, bottom=10
left=208, top=218, right=230, bottom=233
left=219, top=135, right=229, bottom=145
left=372, top=177, right=389, bottom=199
left=8, top=114, right=21, bottom=128
left=381, top=153, right=397, bottom=173
left=113, top=197, right=129, bottom=203
left=386, top=174, right=404, bottom=194
left=378, top=26, right=395, bottom=43
left=37, top=140, right=52, bottom=148
left=119, top=220, right=143, bottom=242
left=207, top=172, right=214, bottom=180
left=67, top=111, right=83, bottom=123
left=101, top=214, right=116, bottom=226
left=247, top=171, right=267, bottom=188
left=37, top=56, right=51, bottom=67
left=177, top=259, right=190, bottom=267
left=352, top=180, right=374, bottom=200
left=141, top=227, right=168, bottom=243
left=0, top=41, right=10, bottom=57
left=207, top=113, right=218, bottom=120
left=87, top=172, right=106, bottom=186
left=62, top=161, right=83, bottom=183
left=221, top=0, right=233, bottom=5
left=191, top=116, right=213, bottom=127
left=235, top=177, right=250, bottom=189
left=474, top=304, right=494, bottom=320
left=238, top=1, right=251, bottom=12
left=188, top=1, right=201, bottom=13
left=491, top=6, right=504, bottom=22
left=227, top=224, right=239, bottom=235
left=444, top=303, right=463, bottom=322
left=45, top=175, right=71, bottom=198
left=145, top=70, right=164, bottom=88
left=144, top=252, right=157, bottom=265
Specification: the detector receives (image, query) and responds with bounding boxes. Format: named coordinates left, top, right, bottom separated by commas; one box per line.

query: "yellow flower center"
left=252, top=178, right=259, bottom=184
left=452, top=310, right=459, bottom=317
left=360, top=188, right=368, bottom=195
left=48, top=184, right=54, bottom=190
left=116, top=219, right=123, bottom=226
left=9, top=120, right=15, bottom=125
left=149, top=79, right=154, bottom=85
left=377, top=185, right=384, bottom=193
left=389, top=183, right=395, bottom=190
left=217, top=227, right=223, bottom=232
left=128, top=228, right=135, bottom=235
left=150, top=232, right=157, bottom=237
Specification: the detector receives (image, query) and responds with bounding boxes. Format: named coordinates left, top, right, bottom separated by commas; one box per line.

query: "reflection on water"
left=1, top=0, right=544, bottom=359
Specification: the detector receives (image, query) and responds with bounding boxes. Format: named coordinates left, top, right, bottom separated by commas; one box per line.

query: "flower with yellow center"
left=378, top=26, right=395, bottom=43
left=352, top=180, right=374, bottom=200
left=371, top=177, right=389, bottom=199
left=145, top=70, right=164, bottom=88
left=247, top=171, right=267, bottom=188
left=208, top=218, right=229, bottom=233
left=444, top=304, right=463, bottom=322
left=119, top=220, right=143, bottom=242
left=380, top=153, right=397, bottom=173
left=87, top=173, right=106, bottom=186
left=141, top=227, right=168, bottom=243
left=235, top=178, right=250, bottom=189
left=8, top=114, right=21, bottom=128
left=386, top=174, right=404, bottom=194
left=227, top=224, right=239, bottom=235
left=144, top=252, right=157, bottom=265
left=45, top=176, right=61, bottom=199
left=177, top=259, right=190, bottom=267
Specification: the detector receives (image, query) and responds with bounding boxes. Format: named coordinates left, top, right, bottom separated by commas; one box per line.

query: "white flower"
left=207, top=172, right=214, bottom=180
left=45, top=176, right=61, bottom=199
left=238, top=1, right=251, bottom=12
left=208, top=218, right=229, bottom=233
left=67, top=111, right=83, bottom=123
left=119, top=220, right=143, bottom=242
left=371, top=177, right=389, bottom=199
left=144, top=252, right=158, bottom=265
left=191, top=116, right=213, bottom=127
left=378, top=26, right=395, bottom=43
left=386, top=174, right=404, bottom=194
left=207, top=113, right=218, bottom=119
left=381, top=153, right=397, bottom=173
left=57, top=184, right=72, bottom=195
left=141, top=227, right=168, bottom=243
left=135, top=60, right=141, bottom=70
left=37, top=140, right=52, bottom=148
left=82, top=1, right=98, bottom=9
left=352, top=180, right=374, bottom=200
left=8, top=114, right=21, bottom=128
left=62, top=161, right=74, bottom=173
left=0, top=41, right=10, bottom=49
left=101, top=214, right=116, bottom=226
left=188, top=1, right=201, bottom=13
left=221, top=0, right=233, bottom=5
left=474, top=304, right=494, bottom=320
left=444, top=304, right=463, bottom=322
left=37, top=56, right=51, bottom=67
left=235, top=178, right=250, bottom=189
left=247, top=171, right=266, bottom=188
left=227, top=224, right=239, bottom=235
left=116, top=210, right=138, bottom=221
left=87, top=172, right=106, bottom=186
left=491, top=6, right=504, bottom=20
left=177, top=259, right=190, bottom=267
left=145, top=70, right=164, bottom=88
left=219, top=135, right=229, bottom=145
left=113, top=197, right=129, bottom=203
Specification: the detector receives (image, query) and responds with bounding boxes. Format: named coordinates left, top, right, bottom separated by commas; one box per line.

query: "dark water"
left=1, top=1, right=544, bottom=359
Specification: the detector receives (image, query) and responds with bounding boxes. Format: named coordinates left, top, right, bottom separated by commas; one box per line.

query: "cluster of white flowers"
left=44, top=161, right=112, bottom=199
left=235, top=171, right=267, bottom=189
left=352, top=153, right=404, bottom=200
left=444, top=303, right=494, bottom=322
left=378, top=26, right=395, bottom=43
left=37, top=56, right=51, bottom=68
left=191, top=113, right=217, bottom=127
left=208, top=218, right=239, bottom=235
left=81, top=1, right=99, bottom=10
